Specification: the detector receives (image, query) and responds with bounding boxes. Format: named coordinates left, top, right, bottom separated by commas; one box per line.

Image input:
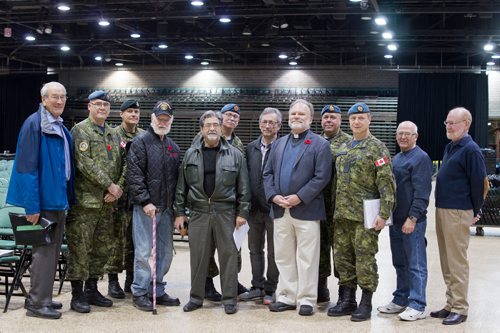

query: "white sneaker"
left=398, top=307, right=426, bottom=321
left=377, top=301, right=406, bottom=314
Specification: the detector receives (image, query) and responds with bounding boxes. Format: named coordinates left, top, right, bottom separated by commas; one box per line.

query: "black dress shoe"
left=430, top=308, right=451, bottom=318
left=224, top=304, right=237, bottom=314
left=151, top=294, right=180, bottom=306
left=443, top=312, right=467, bottom=325
left=26, top=305, right=61, bottom=319
left=183, top=301, right=203, bottom=312
left=133, top=295, right=153, bottom=312
left=237, top=282, right=248, bottom=295
left=269, top=301, right=297, bottom=312
left=25, top=298, right=63, bottom=310
left=299, top=305, right=314, bottom=316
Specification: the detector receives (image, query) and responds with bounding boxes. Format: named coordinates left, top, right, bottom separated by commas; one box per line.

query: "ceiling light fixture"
left=278, top=54, right=288, bottom=59
left=349, top=0, right=362, bottom=2
left=130, top=33, right=141, bottom=38
left=219, top=17, right=231, bottom=23
left=185, top=54, right=194, bottom=60
left=57, top=4, right=70, bottom=11
left=191, top=1, right=204, bottom=6
left=60, top=45, right=70, bottom=51
left=370, top=31, right=379, bottom=35
left=384, top=54, right=393, bottom=59
left=280, top=18, right=288, bottom=29
left=158, top=43, right=168, bottom=49
left=98, top=19, right=110, bottom=27
left=484, top=43, right=495, bottom=51
left=261, top=42, right=270, bottom=47
left=36, top=25, right=44, bottom=34
left=492, top=54, right=500, bottom=59
left=387, top=44, right=398, bottom=51
left=115, top=62, right=124, bottom=67
left=95, top=56, right=102, bottom=61
left=289, top=61, right=298, bottom=66
left=486, top=61, right=495, bottom=66
left=25, top=34, right=36, bottom=41
left=361, top=16, right=372, bottom=20
left=201, top=61, right=209, bottom=65
left=242, top=26, right=252, bottom=36
left=44, top=24, right=52, bottom=34
left=382, top=31, right=393, bottom=39
left=375, top=17, right=387, bottom=26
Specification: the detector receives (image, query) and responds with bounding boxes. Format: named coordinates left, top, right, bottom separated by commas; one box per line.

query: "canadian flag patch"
left=375, top=156, right=389, bottom=167
left=120, top=141, right=127, bottom=149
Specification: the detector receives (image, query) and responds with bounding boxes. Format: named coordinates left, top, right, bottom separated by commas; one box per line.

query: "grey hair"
left=449, top=107, right=472, bottom=124
left=289, top=99, right=314, bottom=117
left=199, top=110, right=222, bottom=127
left=397, top=121, right=418, bottom=134
left=259, top=107, right=282, bottom=123
left=40, top=81, right=66, bottom=97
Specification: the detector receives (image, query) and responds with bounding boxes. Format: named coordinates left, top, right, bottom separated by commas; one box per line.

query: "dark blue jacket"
left=263, top=130, right=332, bottom=220
left=435, top=135, right=486, bottom=216
left=7, top=104, right=75, bottom=214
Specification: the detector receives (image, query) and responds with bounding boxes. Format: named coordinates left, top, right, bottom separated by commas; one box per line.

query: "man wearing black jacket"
left=240, top=108, right=282, bottom=305
left=127, top=100, right=181, bottom=311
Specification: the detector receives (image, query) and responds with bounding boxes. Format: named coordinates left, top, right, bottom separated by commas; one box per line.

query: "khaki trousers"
left=435, top=208, right=473, bottom=315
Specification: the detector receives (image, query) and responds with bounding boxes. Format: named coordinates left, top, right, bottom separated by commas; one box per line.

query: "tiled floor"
left=2, top=184, right=499, bottom=333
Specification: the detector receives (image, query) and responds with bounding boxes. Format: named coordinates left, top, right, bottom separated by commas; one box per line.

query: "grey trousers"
left=248, top=210, right=278, bottom=294
left=188, top=209, right=238, bottom=305
left=29, top=210, right=66, bottom=307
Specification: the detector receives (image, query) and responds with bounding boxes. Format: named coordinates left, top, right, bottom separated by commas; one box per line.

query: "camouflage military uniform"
left=333, top=134, right=395, bottom=292
left=318, top=130, right=351, bottom=279
left=66, top=118, right=127, bottom=281
left=191, top=131, right=244, bottom=278
left=105, top=125, right=144, bottom=274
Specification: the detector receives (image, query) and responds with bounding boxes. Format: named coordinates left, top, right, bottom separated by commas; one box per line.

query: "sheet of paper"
left=0, top=249, right=14, bottom=258
left=363, top=199, right=393, bottom=229
left=233, top=222, right=250, bottom=251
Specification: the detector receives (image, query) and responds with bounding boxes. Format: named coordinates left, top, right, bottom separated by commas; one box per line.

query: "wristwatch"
left=409, top=216, right=418, bottom=223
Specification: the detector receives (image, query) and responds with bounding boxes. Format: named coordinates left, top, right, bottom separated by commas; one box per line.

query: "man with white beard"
left=127, top=101, right=181, bottom=311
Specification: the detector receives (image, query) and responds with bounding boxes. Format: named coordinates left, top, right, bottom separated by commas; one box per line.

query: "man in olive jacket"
left=174, top=110, right=251, bottom=315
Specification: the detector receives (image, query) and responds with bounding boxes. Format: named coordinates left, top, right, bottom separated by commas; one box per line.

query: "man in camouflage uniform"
left=191, top=103, right=247, bottom=300
left=327, top=102, right=396, bottom=322
left=317, top=104, right=351, bottom=303
left=105, top=99, right=144, bottom=298
left=66, top=90, right=126, bottom=314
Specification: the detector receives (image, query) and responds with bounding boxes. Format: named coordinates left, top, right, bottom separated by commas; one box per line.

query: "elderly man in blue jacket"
left=263, top=99, right=332, bottom=316
left=7, top=81, right=75, bottom=319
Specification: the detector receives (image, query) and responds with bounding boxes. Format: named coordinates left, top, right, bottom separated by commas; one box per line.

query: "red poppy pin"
left=107, top=144, right=112, bottom=151
left=167, top=145, right=173, bottom=152
left=304, top=139, right=312, bottom=145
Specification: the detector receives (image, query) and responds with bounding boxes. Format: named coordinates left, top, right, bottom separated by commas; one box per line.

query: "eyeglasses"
left=396, top=132, right=416, bottom=138
left=156, top=117, right=171, bottom=124
left=443, top=119, right=466, bottom=126
left=203, top=123, right=221, bottom=129
left=48, top=95, right=67, bottom=101
left=223, top=113, right=240, bottom=120
left=260, top=120, right=278, bottom=126
left=90, top=101, right=110, bottom=108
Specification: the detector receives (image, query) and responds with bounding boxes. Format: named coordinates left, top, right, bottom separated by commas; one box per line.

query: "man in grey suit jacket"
left=263, top=99, right=332, bottom=316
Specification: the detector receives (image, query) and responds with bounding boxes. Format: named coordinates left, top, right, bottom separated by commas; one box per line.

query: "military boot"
left=85, top=278, right=113, bottom=307
left=351, top=289, right=373, bottom=322
left=336, top=285, right=345, bottom=305
left=124, top=271, right=133, bottom=293
left=70, top=280, right=90, bottom=313
left=108, top=273, right=125, bottom=299
left=317, top=276, right=330, bottom=303
left=204, top=277, right=222, bottom=302
left=327, top=286, right=357, bottom=317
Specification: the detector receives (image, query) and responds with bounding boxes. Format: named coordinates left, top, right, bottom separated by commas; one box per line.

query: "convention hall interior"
left=0, top=0, right=499, bottom=332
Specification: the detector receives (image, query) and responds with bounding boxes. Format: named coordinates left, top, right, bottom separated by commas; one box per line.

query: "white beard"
left=151, top=122, right=171, bottom=136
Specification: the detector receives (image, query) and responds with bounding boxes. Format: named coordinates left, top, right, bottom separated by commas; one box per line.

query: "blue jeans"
left=389, top=219, right=428, bottom=311
left=131, top=205, right=174, bottom=297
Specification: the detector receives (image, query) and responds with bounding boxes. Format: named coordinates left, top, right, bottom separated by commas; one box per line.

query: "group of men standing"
left=6, top=81, right=487, bottom=326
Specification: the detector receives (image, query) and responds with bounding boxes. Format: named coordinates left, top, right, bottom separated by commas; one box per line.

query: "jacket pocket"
left=185, top=164, right=199, bottom=185
left=221, top=166, right=237, bottom=186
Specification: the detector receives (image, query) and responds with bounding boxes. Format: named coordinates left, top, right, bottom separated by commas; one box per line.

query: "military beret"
left=321, top=104, right=341, bottom=116
left=220, top=103, right=240, bottom=114
left=152, top=100, right=173, bottom=117
left=348, top=102, right=370, bottom=115
left=88, top=90, right=110, bottom=102
left=120, top=99, right=140, bottom=111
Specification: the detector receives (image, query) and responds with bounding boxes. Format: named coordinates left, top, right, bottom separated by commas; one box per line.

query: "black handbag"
left=9, top=213, right=56, bottom=246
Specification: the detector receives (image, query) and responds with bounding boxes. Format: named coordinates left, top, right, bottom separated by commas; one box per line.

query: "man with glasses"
left=127, top=101, right=180, bottom=311
left=317, top=104, right=351, bottom=304
left=377, top=121, right=432, bottom=321
left=432, top=107, right=487, bottom=325
left=105, top=99, right=144, bottom=299
left=328, top=102, right=396, bottom=322
left=66, top=90, right=126, bottom=313
left=7, top=82, right=74, bottom=319
left=174, top=110, right=250, bottom=315
left=240, top=108, right=282, bottom=305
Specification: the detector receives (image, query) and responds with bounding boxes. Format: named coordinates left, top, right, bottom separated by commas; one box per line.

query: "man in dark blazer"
left=263, top=99, right=332, bottom=316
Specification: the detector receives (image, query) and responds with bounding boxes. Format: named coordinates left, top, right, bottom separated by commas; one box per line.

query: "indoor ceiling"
left=1, top=0, right=500, bottom=72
